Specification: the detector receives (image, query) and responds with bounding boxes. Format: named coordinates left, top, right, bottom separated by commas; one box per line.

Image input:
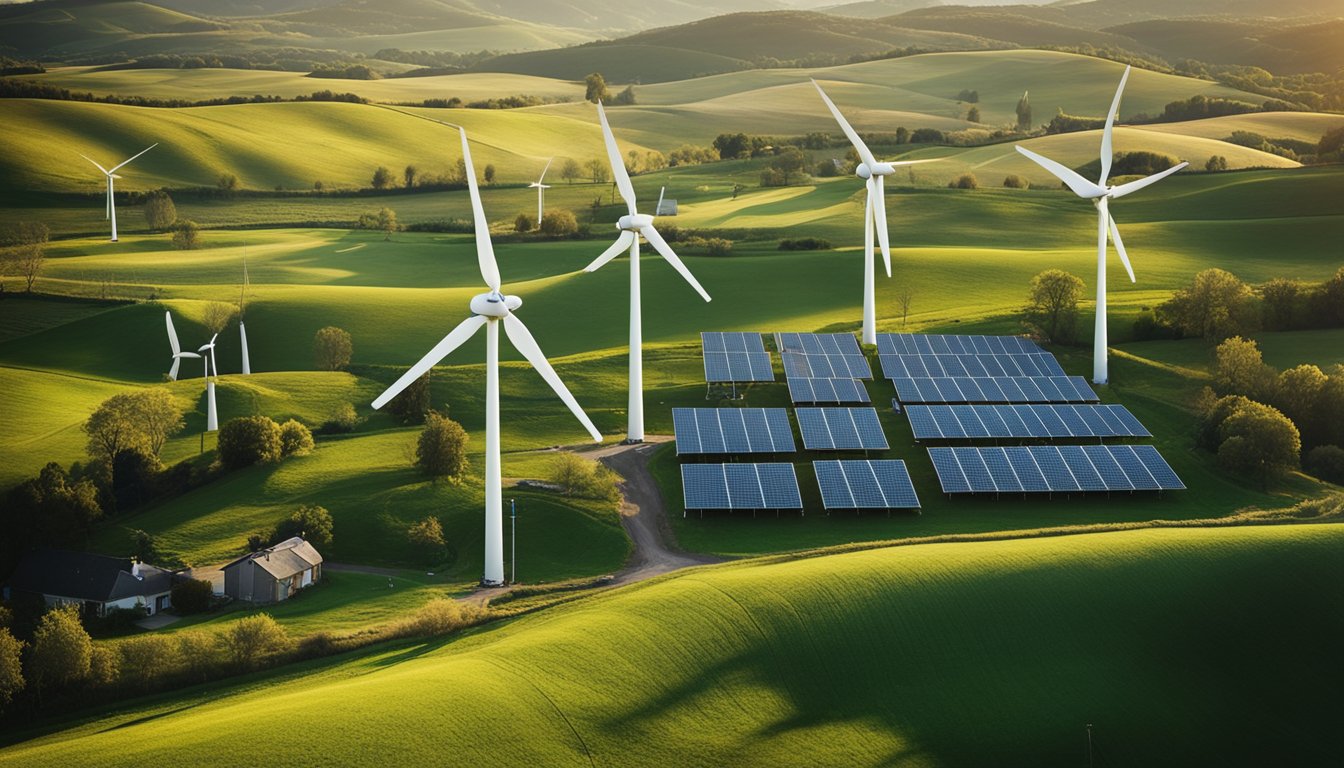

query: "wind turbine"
left=79, top=143, right=157, bottom=243
left=165, top=311, right=200, bottom=381
left=239, top=257, right=252, bottom=375
left=371, top=127, right=602, bottom=586
left=813, top=80, right=933, bottom=345
left=1013, top=65, right=1188, bottom=384
left=585, top=102, right=711, bottom=443
left=199, top=333, right=219, bottom=432
left=528, top=158, right=552, bottom=227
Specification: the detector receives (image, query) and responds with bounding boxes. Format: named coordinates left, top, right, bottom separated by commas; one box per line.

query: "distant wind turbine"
left=165, top=311, right=200, bottom=382
left=371, top=127, right=602, bottom=586
left=80, top=143, right=157, bottom=242
left=198, top=333, right=219, bottom=432
left=1013, top=65, right=1188, bottom=384
left=585, top=102, right=711, bottom=444
left=528, top=157, right=552, bottom=227
left=239, top=256, right=252, bottom=375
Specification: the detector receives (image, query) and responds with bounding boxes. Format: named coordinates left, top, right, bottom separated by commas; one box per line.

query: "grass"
left=1, top=523, right=1338, bottom=765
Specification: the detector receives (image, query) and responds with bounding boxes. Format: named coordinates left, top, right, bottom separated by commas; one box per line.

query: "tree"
left=713, top=133, right=750, bottom=160
left=584, top=158, right=608, bottom=184
left=8, top=463, right=103, bottom=548
left=27, top=605, right=91, bottom=692
left=118, top=634, right=177, bottom=689
left=1003, top=174, right=1027, bottom=188
left=273, top=504, right=333, bottom=547
left=407, top=516, right=446, bottom=563
left=1212, top=336, right=1274, bottom=399
left=314, top=326, right=352, bottom=371
left=560, top=158, right=582, bottom=184
left=220, top=614, right=290, bottom=670
left=1160, top=268, right=1260, bottom=340
left=1305, top=445, right=1344, bottom=483
left=612, top=84, right=637, bottom=105
left=371, top=166, right=394, bottom=190
left=539, top=209, right=579, bottom=237
left=376, top=207, right=398, bottom=241
left=403, top=165, right=417, bottom=188
left=947, top=173, right=979, bottom=189
left=217, top=174, right=239, bottom=194
left=584, top=72, right=609, bottom=104
left=202, top=301, right=236, bottom=334
left=967, top=106, right=981, bottom=123
left=1025, top=269, right=1085, bottom=344
left=1259, top=278, right=1302, bottom=330
left=770, top=147, right=807, bottom=185
left=957, top=89, right=979, bottom=103
left=415, top=410, right=468, bottom=478
left=278, top=419, right=315, bottom=457
left=483, top=164, right=496, bottom=184
left=217, top=415, right=282, bottom=469
left=1274, top=364, right=1328, bottom=446
left=1217, top=401, right=1300, bottom=488
left=88, top=644, right=119, bottom=686
left=897, top=287, right=914, bottom=328
left=1015, top=91, right=1032, bottom=131
left=386, top=371, right=431, bottom=424
left=0, top=629, right=24, bottom=709
left=170, top=578, right=213, bottom=614
left=130, top=528, right=160, bottom=563
left=143, top=190, right=177, bottom=231
left=549, top=453, right=619, bottom=501
left=172, top=219, right=200, bottom=250
left=84, top=389, right=185, bottom=462
left=3, top=221, right=49, bottom=292
left=1204, top=155, right=1229, bottom=172
left=514, top=212, right=535, bottom=232
left=1315, top=125, right=1344, bottom=162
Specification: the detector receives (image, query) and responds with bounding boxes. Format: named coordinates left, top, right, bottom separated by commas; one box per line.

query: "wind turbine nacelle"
left=617, top=213, right=654, bottom=232
left=471, top=291, right=522, bottom=317
left=856, top=162, right=894, bottom=179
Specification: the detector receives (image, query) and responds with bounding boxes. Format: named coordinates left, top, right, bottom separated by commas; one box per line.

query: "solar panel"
left=926, top=445, right=1184, bottom=493
left=814, top=460, right=920, bottom=510
left=905, top=404, right=1150, bottom=440
left=673, top=408, right=796, bottom=455
left=680, top=463, right=802, bottom=510
left=878, top=334, right=1043, bottom=356
left=796, top=408, right=888, bottom=451
left=891, top=376, right=1099, bottom=404
left=776, top=333, right=872, bottom=380
left=701, top=332, right=774, bottom=382
left=788, top=377, right=871, bottom=404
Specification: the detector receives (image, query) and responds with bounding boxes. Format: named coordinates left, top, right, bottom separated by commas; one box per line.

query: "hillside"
left=1110, top=18, right=1344, bottom=74
left=1, top=525, right=1339, bottom=765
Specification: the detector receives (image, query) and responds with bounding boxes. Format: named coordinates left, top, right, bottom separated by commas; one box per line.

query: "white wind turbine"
left=372, top=128, right=602, bottom=586
left=165, top=311, right=200, bottom=382
left=239, top=257, right=252, bottom=375
left=528, top=158, right=552, bottom=227
left=1014, top=65, right=1188, bottom=384
left=198, top=333, right=220, bottom=431
left=813, top=80, right=933, bottom=345
left=80, top=143, right=157, bottom=243
left=585, top=102, right=711, bottom=443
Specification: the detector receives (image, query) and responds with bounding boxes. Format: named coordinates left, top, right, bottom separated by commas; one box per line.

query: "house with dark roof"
left=5, top=550, right=176, bottom=617
left=221, top=537, right=323, bottom=603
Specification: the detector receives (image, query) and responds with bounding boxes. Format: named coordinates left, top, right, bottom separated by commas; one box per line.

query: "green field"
left=2, top=524, right=1339, bottom=765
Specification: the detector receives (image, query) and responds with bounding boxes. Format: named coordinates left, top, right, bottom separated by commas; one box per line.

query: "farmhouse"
left=222, top=536, right=323, bottom=603
left=4, top=550, right=176, bottom=617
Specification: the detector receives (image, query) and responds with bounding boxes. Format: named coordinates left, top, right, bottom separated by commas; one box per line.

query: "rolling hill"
left=1, top=524, right=1338, bottom=765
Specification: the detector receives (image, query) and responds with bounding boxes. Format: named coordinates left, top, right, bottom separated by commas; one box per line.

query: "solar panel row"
left=701, top=331, right=767, bottom=353
left=796, top=408, right=889, bottom=450
left=879, top=352, right=1066, bottom=379
left=673, top=408, right=796, bottom=455
left=906, top=404, right=1151, bottom=440
left=878, top=334, right=1042, bottom=356
left=814, top=460, right=920, bottom=510
left=703, top=352, right=775, bottom=382
left=927, top=445, right=1184, bottom=494
left=787, top=377, right=871, bottom=404
left=775, top=332, right=863, bottom=356
left=782, top=351, right=872, bottom=380
left=681, top=463, right=803, bottom=510
left=892, top=375, right=1099, bottom=404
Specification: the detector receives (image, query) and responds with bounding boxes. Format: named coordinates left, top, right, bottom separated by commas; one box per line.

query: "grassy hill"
left=1, top=524, right=1338, bottom=765
left=1109, top=18, right=1344, bottom=75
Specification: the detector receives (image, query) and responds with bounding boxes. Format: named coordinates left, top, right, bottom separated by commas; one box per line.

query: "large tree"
left=1025, top=269, right=1085, bottom=344
left=202, top=301, right=236, bottom=335
left=143, top=190, right=177, bottom=231
left=1217, top=400, right=1301, bottom=488
left=0, top=629, right=24, bottom=709
left=584, top=72, right=609, bottom=104
left=415, top=410, right=468, bottom=479
left=27, top=605, right=92, bottom=694
left=217, top=415, right=283, bottom=469
left=313, top=326, right=352, bottom=371
left=1212, top=336, right=1273, bottom=399
left=84, top=389, right=185, bottom=462
left=1160, top=268, right=1259, bottom=340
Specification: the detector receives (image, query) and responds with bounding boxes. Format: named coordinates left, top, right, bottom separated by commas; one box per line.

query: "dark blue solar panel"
left=1107, top=445, right=1158, bottom=490
left=695, top=410, right=726, bottom=453
left=955, top=407, right=990, bottom=438
left=673, top=409, right=701, bottom=455
left=1057, top=445, right=1107, bottom=491
left=980, top=447, right=1023, bottom=492
left=1107, top=405, right=1151, bottom=437
left=976, top=406, right=1012, bottom=438
left=674, top=409, right=795, bottom=455
left=719, top=409, right=750, bottom=453
left=1082, top=444, right=1133, bottom=490
left=1032, top=404, right=1071, bottom=437
left=931, top=405, right=966, bottom=439
left=757, top=463, right=803, bottom=508
left=701, top=332, right=727, bottom=352
left=1004, top=447, right=1050, bottom=491
left=1030, top=447, right=1081, bottom=492
left=797, top=408, right=887, bottom=450
left=1130, top=445, right=1184, bottom=489
left=869, top=460, right=920, bottom=508
left=906, top=406, right=942, bottom=440
left=952, top=447, right=996, bottom=492
left=765, top=409, right=796, bottom=452
left=724, top=464, right=765, bottom=508
left=813, top=461, right=853, bottom=508
left=998, top=405, right=1031, bottom=437
left=928, top=448, right=971, bottom=493
left=1074, top=405, right=1111, bottom=435
left=681, top=464, right=730, bottom=509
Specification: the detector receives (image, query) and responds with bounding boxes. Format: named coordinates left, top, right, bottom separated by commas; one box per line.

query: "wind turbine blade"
left=502, top=313, right=602, bottom=442
left=1107, top=213, right=1136, bottom=283
left=640, top=226, right=711, bottom=303
left=109, top=143, right=158, bottom=174
left=165, top=311, right=181, bottom=355
left=812, top=79, right=876, bottom=167
left=657, top=186, right=665, bottom=211
left=870, top=176, right=891, bottom=277
left=372, top=315, right=487, bottom=410
left=459, top=128, right=501, bottom=291
left=1108, top=161, right=1189, bottom=199
left=596, top=102, right=638, bottom=216
left=210, top=346, right=218, bottom=379
left=80, top=154, right=110, bottom=175
left=1099, top=66, right=1130, bottom=185
left=885, top=158, right=939, bottom=168
left=584, top=230, right=635, bottom=272
left=169, top=357, right=180, bottom=381
left=537, top=157, right=552, bottom=185
left=1014, top=145, right=1106, bottom=198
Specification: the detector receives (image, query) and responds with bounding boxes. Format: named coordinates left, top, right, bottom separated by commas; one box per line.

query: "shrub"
left=28, top=605, right=91, bottom=690
left=143, top=190, right=177, bottom=231
left=176, top=631, right=217, bottom=683
left=1159, top=268, right=1260, bottom=340
left=119, top=634, right=180, bottom=689
left=1305, top=445, right=1344, bottom=484
left=0, top=629, right=23, bottom=707
left=88, top=644, right=119, bottom=686
left=538, top=209, right=578, bottom=237
left=278, top=419, right=315, bottom=457
left=778, top=238, right=832, bottom=251
left=220, top=614, right=291, bottom=670
left=217, top=415, right=282, bottom=469
left=550, top=453, right=621, bottom=502
left=514, top=212, right=535, bottom=232
left=1003, top=174, right=1027, bottom=188
left=1217, top=400, right=1301, bottom=487
left=171, top=219, right=200, bottom=250
left=403, top=598, right=479, bottom=636
left=170, top=578, right=214, bottom=615
left=272, top=504, right=334, bottom=548
left=416, top=410, right=469, bottom=479
left=371, top=166, right=393, bottom=189
left=407, top=516, right=446, bottom=564
left=948, top=173, right=979, bottom=189
left=1212, top=336, right=1274, bottom=399
left=320, top=402, right=360, bottom=434
left=1025, top=269, right=1085, bottom=345
left=314, top=326, right=353, bottom=371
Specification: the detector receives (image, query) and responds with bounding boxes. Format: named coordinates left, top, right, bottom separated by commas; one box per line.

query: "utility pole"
left=1086, top=723, right=1094, bottom=768
left=510, top=498, right=516, bottom=585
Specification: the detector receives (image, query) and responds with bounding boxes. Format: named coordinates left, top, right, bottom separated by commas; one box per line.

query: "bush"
left=947, top=173, right=979, bottom=189
left=514, top=212, right=535, bottom=232
left=1305, top=445, right=1344, bottom=483
left=143, top=190, right=177, bottom=231
left=402, top=598, right=480, bottom=636
left=272, top=504, right=334, bottom=548
left=1159, top=268, right=1260, bottom=340
left=320, top=402, right=360, bottom=434
left=278, top=419, right=314, bottom=457
left=171, top=219, right=200, bottom=250
left=778, top=238, right=832, bottom=251
left=538, top=209, right=578, bottom=237
left=0, top=629, right=24, bottom=707
left=119, top=634, right=180, bottom=689
left=88, top=644, right=119, bottom=686
left=416, top=410, right=468, bottom=479
left=220, top=614, right=291, bottom=670
left=1025, top=269, right=1085, bottom=345
left=407, top=516, right=447, bottom=564
left=1212, top=336, right=1274, bottom=399
left=313, top=326, right=353, bottom=371
left=28, top=605, right=91, bottom=690
left=1217, top=400, right=1301, bottom=487
left=170, top=578, right=214, bottom=615
left=550, top=453, right=620, bottom=502
left=1131, top=309, right=1179, bottom=341
left=1003, top=174, right=1027, bottom=188
left=217, top=415, right=282, bottom=469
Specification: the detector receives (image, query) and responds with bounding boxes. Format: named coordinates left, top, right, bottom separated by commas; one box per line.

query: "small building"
left=222, top=537, right=323, bottom=604
left=5, top=550, right=175, bottom=617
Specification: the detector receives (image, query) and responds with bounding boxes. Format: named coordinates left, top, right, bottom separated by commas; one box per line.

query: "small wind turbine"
left=528, top=158, right=552, bottom=227
left=1013, top=66, right=1188, bottom=384
left=165, top=311, right=200, bottom=381
left=585, top=102, right=711, bottom=443
left=79, top=143, right=157, bottom=243
left=239, top=257, right=252, bottom=375
left=372, top=127, right=602, bottom=587
left=813, top=81, right=933, bottom=345
left=199, top=333, right=219, bottom=431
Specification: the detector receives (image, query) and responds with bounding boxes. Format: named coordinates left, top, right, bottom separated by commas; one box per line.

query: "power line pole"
left=1086, top=723, right=1094, bottom=768
left=510, top=497, right=517, bottom=585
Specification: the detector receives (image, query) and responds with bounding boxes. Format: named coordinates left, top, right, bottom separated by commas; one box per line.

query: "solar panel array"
left=814, top=460, right=920, bottom=510
left=681, top=463, right=803, bottom=510
left=879, top=352, right=1066, bottom=379
left=673, top=408, right=796, bottom=455
left=701, top=332, right=774, bottom=383
left=878, top=334, right=1042, bottom=355
left=776, top=333, right=872, bottom=379
left=787, top=377, right=871, bottom=404
left=927, top=445, right=1184, bottom=494
left=796, top=408, right=889, bottom=450
left=891, top=375, right=1099, bottom=404
left=907, top=404, right=1151, bottom=440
